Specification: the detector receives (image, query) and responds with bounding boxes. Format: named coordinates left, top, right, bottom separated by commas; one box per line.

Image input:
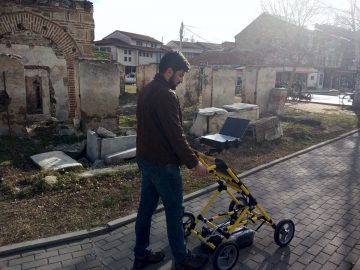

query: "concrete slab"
left=190, top=108, right=227, bottom=136
left=105, top=147, right=136, bottom=165
left=100, top=135, right=136, bottom=159
left=86, top=130, right=101, bottom=162
left=197, top=107, right=227, bottom=116
left=30, top=151, right=82, bottom=171
left=222, top=103, right=259, bottom=112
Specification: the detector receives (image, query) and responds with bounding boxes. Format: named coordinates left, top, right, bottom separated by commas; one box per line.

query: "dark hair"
left=159, top=51, right=190, bottom=74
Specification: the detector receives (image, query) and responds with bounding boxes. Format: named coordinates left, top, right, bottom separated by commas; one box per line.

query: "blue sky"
left=91, top=0, right=347, bottom=45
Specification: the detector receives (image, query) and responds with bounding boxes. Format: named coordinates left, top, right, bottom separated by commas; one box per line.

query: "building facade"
left=95, top=30, right=165, bottom=74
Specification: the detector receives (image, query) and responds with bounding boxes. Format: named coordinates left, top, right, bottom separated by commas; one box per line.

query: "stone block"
left=86, top=130, right=101, bottom=162
left=105, top=148, right=137, bottom=165
left=190, top=107, right=227, bottom=137
left=249, top=116, right=283, bottom=143
left=100, top=135, right=136, bottom=159
left=52, top=11, right=66, bottom=21
left=267, top=88, right=288, bottom=115
left=75, top=29, right=86, bottom=40
left=223, top=103, right=259, bottom=121
left=30, top=151, right=82, bottom=171
left=81, top=44, right=95, bottom=57
left=68, top=12, right=80, bottom=22
left=81, top=13, right=93, bottom=23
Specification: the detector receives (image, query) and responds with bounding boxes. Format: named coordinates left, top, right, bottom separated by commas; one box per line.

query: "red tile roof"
left=95, top=38, right=165, bottom=52
left=189, top=50, right=259, bottom=66
left=105, top=30, right=162, bottom=44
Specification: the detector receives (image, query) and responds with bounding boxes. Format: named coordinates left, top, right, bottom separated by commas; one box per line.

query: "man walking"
left=133, top=51, right=208, bottom=270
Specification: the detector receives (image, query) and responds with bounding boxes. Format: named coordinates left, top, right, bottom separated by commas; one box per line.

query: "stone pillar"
left=267, top=88, right=288, bottom=115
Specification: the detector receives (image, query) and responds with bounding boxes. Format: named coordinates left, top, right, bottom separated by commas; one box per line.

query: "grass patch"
left=119, top=114, right=137, bottom=129
left=102, top=195, right=119, bottom=208
left=125, top=84, right=137, bottom=94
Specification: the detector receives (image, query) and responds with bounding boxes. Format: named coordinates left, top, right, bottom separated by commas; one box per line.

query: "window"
left=146, top=52, right=149, bottom=57
left=124, top=57, right=127, bottom=62
left=100, top=47, right=111, bottom=52
left=124, top=50, right=127, bottom=54
left=129, top=57, right=132, bottom=62
left=136, top=41, right=143, bottom=46
left=139, top=51, right=142, bottom=56
left=310, top=75, right=315, bottom=80
left=129, top=50, right=132, bottom=55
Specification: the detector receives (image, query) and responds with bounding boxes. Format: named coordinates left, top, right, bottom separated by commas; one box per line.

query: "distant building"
left=95, top=30, right=168, bottom=74
left=166, top=40, right=234, bottom=60
left=234, top=12, right=355, bottom=90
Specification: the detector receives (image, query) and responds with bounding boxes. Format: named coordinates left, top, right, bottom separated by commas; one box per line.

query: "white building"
left=95, top=30, right=167, bottom=74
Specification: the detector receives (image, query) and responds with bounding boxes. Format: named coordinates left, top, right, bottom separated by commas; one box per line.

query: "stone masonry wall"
left=0, top=0, right=95, bottom=119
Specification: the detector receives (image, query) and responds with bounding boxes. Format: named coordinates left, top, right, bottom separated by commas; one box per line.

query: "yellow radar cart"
left=182, top=117, right=295, bottom=270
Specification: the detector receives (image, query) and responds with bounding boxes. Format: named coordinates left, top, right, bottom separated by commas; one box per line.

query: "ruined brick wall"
left=0, top=0, right=95, bottom=120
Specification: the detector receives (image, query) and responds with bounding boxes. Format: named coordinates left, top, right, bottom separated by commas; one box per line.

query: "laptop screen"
left=219, top=117, right=250, bottom=139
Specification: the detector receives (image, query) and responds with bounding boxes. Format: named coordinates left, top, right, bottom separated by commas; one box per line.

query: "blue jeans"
left=134, top=158, right=187, bottom=262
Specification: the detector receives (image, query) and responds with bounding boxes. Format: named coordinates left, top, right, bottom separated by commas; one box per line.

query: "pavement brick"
left=22, top=258, right=47, bottom=270
left=290, top=262, right=306, bottom=270
left=2, top=266, right=21, bottom=270
left=304, top=261, right=322, bottom=270
left=36, top=262, right=61, bottom=270
left=48, top=253, right=72, bottom=264
left=61, top=257, right=86, bottom=267
left=297, top=252, right=315, bottom=265
left=8, top=255, right=34, bottom=267
left=321, top=261, right=338, bottom=270
left=75, top=259, right=102, bottom=270
left=34, top=250, right=59, bottom=260
left=58, top=245, right=82, bottom=255
left=328, top=252, right=346, bottom=265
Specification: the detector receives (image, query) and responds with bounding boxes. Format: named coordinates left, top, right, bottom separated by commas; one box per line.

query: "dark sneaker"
left=175, top=250, right=208, bottom=270
left=133, top=250, right=165, bottom=269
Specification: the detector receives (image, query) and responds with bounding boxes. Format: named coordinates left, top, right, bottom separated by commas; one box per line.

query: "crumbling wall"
left=0, top=44, right=68, bottom=120
left=243, top=66, right=276, bottom=115
left=79, top=60, right=120, bottom=132
left=201, top=67, right=236, bottom=108
left=136, top=63, right=158, bottom=91
left=0, top=0, right=95, bottom=120
left=0, top=55, right=26, bottom=135
left=176, top=68, right=200, bottom=108
left=119, top=64, right=125, bottom=94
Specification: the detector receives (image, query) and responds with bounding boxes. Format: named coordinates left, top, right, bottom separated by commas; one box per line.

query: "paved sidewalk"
left=1, top=132, right=360, bottom=270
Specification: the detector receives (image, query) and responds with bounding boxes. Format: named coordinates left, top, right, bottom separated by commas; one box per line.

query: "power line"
left=183, top=25, right=211, bottom=43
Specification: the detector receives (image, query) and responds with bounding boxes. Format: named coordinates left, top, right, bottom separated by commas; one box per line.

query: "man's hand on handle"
left=195, top=161, right=208, bottom=176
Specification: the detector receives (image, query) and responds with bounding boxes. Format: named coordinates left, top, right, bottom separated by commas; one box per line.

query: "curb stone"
left=0, top=128, right=358, bottom=256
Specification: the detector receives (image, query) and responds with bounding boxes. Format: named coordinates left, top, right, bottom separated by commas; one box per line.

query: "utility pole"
left=179, top=21, right=184, bottom=52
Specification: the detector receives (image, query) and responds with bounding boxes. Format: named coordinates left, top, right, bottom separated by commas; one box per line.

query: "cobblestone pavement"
left=1, top=132, right=360, bottom=270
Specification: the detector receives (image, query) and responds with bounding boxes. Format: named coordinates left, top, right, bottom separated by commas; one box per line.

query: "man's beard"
left=170, top=75, right=178, bottom=89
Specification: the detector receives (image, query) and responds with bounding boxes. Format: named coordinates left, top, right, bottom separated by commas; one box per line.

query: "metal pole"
left=179, top=22, right=184, bottom=52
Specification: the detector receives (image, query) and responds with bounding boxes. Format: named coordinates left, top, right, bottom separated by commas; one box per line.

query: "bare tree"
left=261, top=0, right=326, bottom=88
left=332, top=0, right=360, bottom=108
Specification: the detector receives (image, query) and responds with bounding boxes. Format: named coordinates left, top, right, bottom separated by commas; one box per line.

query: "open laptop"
left=200, top=117, right=250, bottom=151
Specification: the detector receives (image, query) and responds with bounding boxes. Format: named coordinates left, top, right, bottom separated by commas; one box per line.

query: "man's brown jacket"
left=136, top=74, right=198, bottom=169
